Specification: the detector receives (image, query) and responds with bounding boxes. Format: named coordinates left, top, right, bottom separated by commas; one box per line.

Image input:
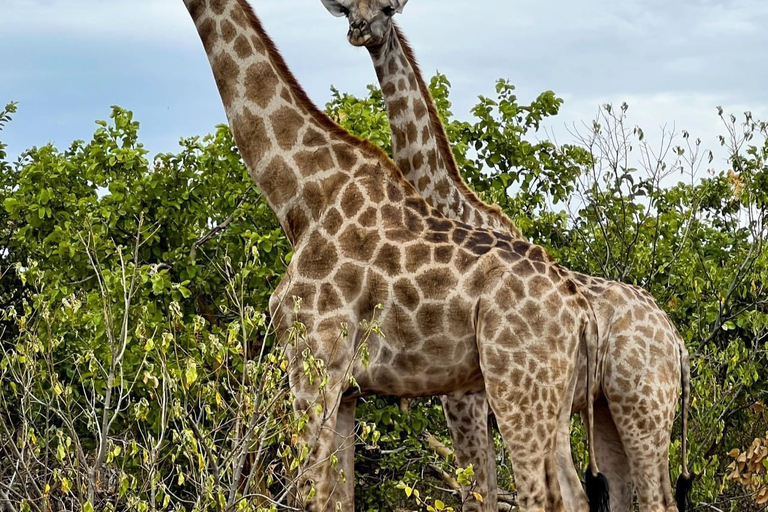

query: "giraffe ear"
left=393, top=0, right=409, bottom=13
left=320, top=0, right=347, bottom=17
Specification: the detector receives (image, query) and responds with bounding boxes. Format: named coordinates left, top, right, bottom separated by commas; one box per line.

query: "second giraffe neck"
left=368, top=25, right=524, bottom=240
left=369, top=30, right=444, bottom=196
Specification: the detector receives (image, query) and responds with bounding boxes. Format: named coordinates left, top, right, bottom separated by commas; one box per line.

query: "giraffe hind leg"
left=476, top=329, right=571, bottom=510
left=556, top=353, right=589, bottom=512
left=591, top=398, right=632, bottom=512
left=607, top=397, right=677, bottom=512
left=490, top=398, right=565, bottom=512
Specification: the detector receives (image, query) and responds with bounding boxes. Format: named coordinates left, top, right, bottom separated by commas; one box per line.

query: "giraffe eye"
left=382, top=6, right=395, bottom=16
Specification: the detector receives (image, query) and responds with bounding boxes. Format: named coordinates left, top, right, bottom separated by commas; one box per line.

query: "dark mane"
left=393, top=24, right=524, bottom=240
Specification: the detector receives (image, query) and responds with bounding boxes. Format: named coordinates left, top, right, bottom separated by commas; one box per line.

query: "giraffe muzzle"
left=347, top=20, right=372, bottom=47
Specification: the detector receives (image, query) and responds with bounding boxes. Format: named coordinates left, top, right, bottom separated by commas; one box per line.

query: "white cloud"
left=0, top=0, right=191, bottom=44
left=695, top=0, right=768, bottom=35
left=1, top=0, right=767, bottom=163
left=545, top=91, right=768, bottom=178
left=0, top=0, right=343, bottom=49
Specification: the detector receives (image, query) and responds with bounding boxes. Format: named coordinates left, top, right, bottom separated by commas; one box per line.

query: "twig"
left=0, top=487, right=18, bottom=512
left=379, top=446, right=408, bottom=455
left=697, top=502, right=725, bottom=512
left=190, top=186, right=252, bottom=259
left=428, top=463, right=460, bottom=491
left=425, top=433, right=453, bottom=460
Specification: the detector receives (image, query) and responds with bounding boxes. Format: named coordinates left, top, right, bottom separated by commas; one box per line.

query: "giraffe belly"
left=353, top=307, right=484, bottom=397
left=345, top=257, right=487, bottom=397
left=355, top=342, right=485, bottom=398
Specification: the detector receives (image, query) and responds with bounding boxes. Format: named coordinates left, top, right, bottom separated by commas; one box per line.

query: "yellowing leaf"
left=185, top=360, right=198, bottom=389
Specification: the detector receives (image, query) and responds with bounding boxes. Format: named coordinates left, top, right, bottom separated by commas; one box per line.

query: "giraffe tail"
left=582, top=316, right=610, bottom=512
left=675, top=344, right=693, bottom=512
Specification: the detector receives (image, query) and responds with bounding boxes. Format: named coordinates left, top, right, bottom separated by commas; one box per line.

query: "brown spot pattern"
left=339, top=225, right=380, bottom=261
left=270, top=106, right=304, bottom=150
left=294, top=148, right=333, bottom=177
left=260, top=156, right=297, bottom=209
left=374, top=243, right=403, bottom=276
left=341, top=184, right=364, bottom=218
left=231, top=109, right=270, bottom=169
left=244, top=61, right=278, bottom=109
left=296, top=232, right=337, bottom=280
left=335, top=263, right=364, bottom=302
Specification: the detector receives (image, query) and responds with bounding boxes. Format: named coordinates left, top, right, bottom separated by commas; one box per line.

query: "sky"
left=1, top=0, right=767, bottom=171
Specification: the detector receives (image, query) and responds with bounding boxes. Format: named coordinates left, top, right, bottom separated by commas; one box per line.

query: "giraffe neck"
left=183, top=0, right=352, bottom=245
left=368, top=29, right=442, bottom=198
left=369, top=24, right=524, bottom=240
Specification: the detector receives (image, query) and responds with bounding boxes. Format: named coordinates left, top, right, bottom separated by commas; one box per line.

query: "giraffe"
left=318, top=2, right=693, bottom=512
left=181, top=1, right=610, bottom=511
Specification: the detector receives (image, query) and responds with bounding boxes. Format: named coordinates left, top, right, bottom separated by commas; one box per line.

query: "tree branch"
left=190, top=187, right=252, bottom=259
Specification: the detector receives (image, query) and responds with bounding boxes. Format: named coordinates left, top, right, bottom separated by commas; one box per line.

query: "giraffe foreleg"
left=285, top=324, right=355, bottom=512
left=328, top=398, right=357, bottom=510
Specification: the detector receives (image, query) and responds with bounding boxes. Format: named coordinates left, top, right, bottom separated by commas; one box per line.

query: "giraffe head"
left=320, top=0, right=409, bottom=47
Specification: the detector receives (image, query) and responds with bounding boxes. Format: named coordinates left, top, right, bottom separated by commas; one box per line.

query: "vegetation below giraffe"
left=1, top=74, right=767, bottom=511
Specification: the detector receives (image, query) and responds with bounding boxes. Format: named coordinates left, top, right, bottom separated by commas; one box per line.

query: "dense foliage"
left=1, top=73, right=766, bottom=512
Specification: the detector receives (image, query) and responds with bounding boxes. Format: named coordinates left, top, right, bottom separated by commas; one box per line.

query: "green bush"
left=1, top=74, right=766, bottom=511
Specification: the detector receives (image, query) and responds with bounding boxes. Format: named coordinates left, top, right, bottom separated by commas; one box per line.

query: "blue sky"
left=2, top=0, right=767, bottom=169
